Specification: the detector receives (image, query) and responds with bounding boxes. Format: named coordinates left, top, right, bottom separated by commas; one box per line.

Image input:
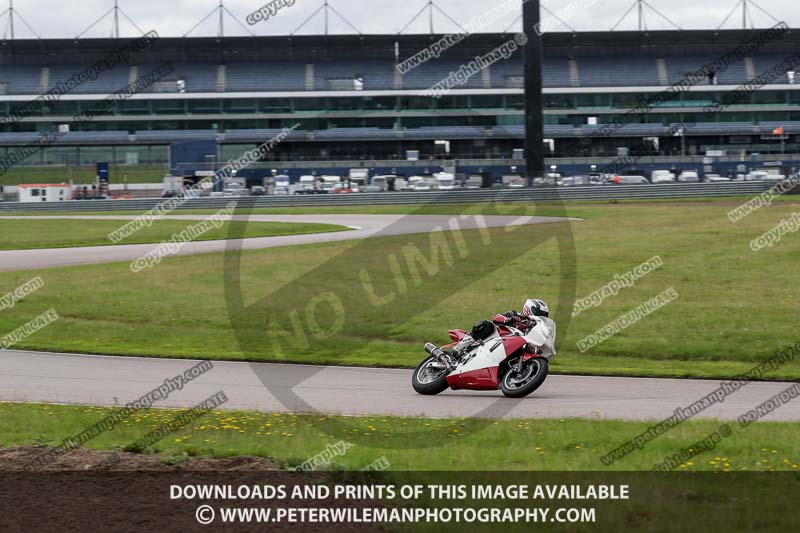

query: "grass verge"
left=0, top=219, right=348, bottom=250
left=0, top=165, right=166, bottom=186
left=1, top=402, right=797, bottom=471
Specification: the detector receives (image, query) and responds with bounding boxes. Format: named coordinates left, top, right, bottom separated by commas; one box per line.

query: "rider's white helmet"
left=523, top=298, right=549, bottom=318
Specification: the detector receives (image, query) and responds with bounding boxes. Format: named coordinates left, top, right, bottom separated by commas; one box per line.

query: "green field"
left=0, top=218, right=348, bottom=250
left=1, top=199, right=799, bottom=379
left=1, top=402, right=798, bottom=471
left=0, top=165, right=167, bottom=186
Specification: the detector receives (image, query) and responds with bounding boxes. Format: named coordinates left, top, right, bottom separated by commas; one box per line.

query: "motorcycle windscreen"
left=525, top=317, right=557, bottom=358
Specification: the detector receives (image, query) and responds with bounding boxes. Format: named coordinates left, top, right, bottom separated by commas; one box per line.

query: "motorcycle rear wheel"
left=500, top=357, right=548, bottom=398
left=412, top=355, right=450, bottom=395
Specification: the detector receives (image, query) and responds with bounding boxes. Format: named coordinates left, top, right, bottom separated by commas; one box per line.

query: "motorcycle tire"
left=500, top=357, right=549, bottom=398
left=412, top=355, right=450, bottom=395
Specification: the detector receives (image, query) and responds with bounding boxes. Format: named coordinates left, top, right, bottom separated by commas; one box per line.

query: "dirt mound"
left=0, top=445, right=277, bottom=472
left=0, top=447, right=381, bottom=532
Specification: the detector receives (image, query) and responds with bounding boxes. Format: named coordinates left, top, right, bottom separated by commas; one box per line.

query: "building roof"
left=0, top=28, right=796, bottom=64
left=17, top=183, right=71, bottom=188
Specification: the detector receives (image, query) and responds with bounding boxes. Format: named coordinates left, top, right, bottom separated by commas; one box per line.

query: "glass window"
left=328, top=117, right=364, bottom=128
left=400, top=95, right=434, bottom=111
left=77, top=99, right=115, bottom=117
left=751, top=91, right=786, bottom=106
left=361, top=97, right=396, bottom=111
left=189, top=99, right=222, bottom=113
left=434, top=95, right=469, bottom=110
left=470, top=95, right=505, bottom=109
left=222, top=119, right=259, bottom=130
left=753, top=111, right=788, bottom=122
left=117, top=100, right=150, bottom=115
left=507, top=95, right=524, bottom=110
left=222, top=99, right=255, bottom=113
left=607, top=93, right=641, bottom=108
left=46, top=100, right=82, bottom=115
left=40, top=146, right=77, bottom=165
left=544, top=94, right=574, bottom=109
left=258, top=98, right=291, bottom=113
left=151, top=100, right=185, bottom=114
left=328, top=98, right=361, bottom=111
left=292, top=118, right=323, bottom=130
left=294, top=98, right=325, bottom=112
left=78, top=147, right=117, bottom=165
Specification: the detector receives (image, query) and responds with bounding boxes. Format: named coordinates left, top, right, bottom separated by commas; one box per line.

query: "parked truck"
left=433, top=172, right=456, bottom=190
left=272, top=175, right=291, bottom=195
left=349, top=168, right=370, bottom=188
left=464, top=176, right=482, bottom=189
left=162, top=176, right=184, bottom=197
left=320, top=175, right=342, bottom=193
left=294, top=175, right=318, bottom=194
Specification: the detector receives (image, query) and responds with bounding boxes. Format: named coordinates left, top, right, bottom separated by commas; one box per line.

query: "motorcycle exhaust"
left=424, top=342, right=450, bottom=366
left=424, top=342, right=443, bottom=357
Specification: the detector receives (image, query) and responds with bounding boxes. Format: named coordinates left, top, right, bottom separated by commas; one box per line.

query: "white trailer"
left=17, top=183, right=73, bottom=202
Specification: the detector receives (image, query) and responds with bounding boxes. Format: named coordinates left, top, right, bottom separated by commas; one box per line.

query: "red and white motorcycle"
left=412, top=314, right=556, bottom=398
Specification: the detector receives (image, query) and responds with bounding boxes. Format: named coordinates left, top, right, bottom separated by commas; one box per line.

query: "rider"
left=451, top=298, right=550, bottom=356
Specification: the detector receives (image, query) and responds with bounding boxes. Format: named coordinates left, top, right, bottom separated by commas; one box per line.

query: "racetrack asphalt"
left=2, top=350, right=798, bottom=421
left=2, top=212, right=795, bottom=422
left=0, top=213, right=572, bottom=272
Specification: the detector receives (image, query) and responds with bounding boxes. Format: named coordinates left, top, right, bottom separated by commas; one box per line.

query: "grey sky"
left=0, top=0, right=792, bottom=39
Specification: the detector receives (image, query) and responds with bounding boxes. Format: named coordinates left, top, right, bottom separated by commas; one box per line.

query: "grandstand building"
left=2, top=28, right=800, bottom=179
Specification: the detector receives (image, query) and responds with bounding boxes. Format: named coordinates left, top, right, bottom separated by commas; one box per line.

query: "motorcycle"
left=412, top=314, right=557, bottom=398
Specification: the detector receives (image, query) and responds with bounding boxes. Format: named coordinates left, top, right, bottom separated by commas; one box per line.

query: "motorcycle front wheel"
left=500, top=357, right=548, bottom=398
left=412, top=355, right=450, bottom=395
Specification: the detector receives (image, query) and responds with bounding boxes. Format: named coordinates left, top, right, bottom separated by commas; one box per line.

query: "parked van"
left=650, top=170, right=676, bottom=183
